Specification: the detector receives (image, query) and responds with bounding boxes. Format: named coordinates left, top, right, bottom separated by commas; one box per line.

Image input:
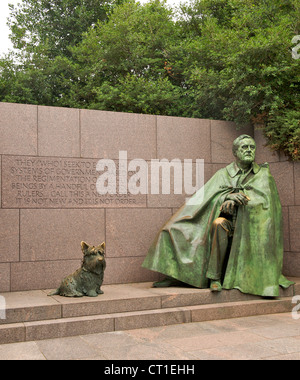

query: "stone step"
left=0, top=297, right=295, bottom=344
left=0, top=279, right=298, bottom=344
left=0, top=281, right=297, bottom=325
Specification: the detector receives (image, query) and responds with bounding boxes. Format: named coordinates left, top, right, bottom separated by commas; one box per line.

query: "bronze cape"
left=142, top=162, right=293, bottom=297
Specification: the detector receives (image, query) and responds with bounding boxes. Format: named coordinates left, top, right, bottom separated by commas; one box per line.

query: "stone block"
left=0, top=341, right=46, bottom=359
left=2, top=155, right=146, bottom=209
left=0, top=157, right=2, bottom=208
left=20, top=209, right=105, bottom=261
left=38, top=106, right=80, bottom=157
left=0, top=209, right=19, bottom=263
left=147, top=162, right=210, bottom=208
left=10, top=260, right=81, bottom=291
left=114, top=308, right=191, bottom=331
left=254, top=128, right=279, bottom=164
left=283, top=252, right=300, bottom=277
left=190, top=299, right=292, bottom=323
left=289, top=206, right=300, bottom=252
left=211, top=121, right=253, bottom=163
left=0, top=103, right=37, bottom=155
left=157, top=116, right=211, bottom=162
left=104, top=257, right=160, bottom=285
left=0, top=323, right=25, bottom=344
left=106, top=208, right=172, bottom=258
left=294, top=162, right=300, bottom=205
left=35, top=336, right=104, bottom=360
left=269, top=162, right=295, bottom=206
left=81, top=110, right=156, bottom=160
left=60, top=287, right=161, bottom=318
left=0, top=290, right=61, bottom=325
left=0, top=263, right=10, bottom=292
left=147, top=192, right=187, bottom=210
left=25, top=314, right=114, bottom=341
left=294, top=281, right=300, bottom=297
left=159, top=288, right=260, bottom=309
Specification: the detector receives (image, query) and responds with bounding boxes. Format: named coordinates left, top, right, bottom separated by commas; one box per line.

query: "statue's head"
left=232, top=135, right=256, bottom=166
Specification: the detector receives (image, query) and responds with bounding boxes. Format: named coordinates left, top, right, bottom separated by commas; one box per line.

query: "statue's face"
left=235, top=138, right=256, bottom=165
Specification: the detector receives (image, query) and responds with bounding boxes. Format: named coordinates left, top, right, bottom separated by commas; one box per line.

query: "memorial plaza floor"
left=0, top=312, right=300, bottom=360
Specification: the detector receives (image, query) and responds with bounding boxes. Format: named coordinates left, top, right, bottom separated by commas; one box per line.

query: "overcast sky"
left=0, top=0, right=185, bottom=57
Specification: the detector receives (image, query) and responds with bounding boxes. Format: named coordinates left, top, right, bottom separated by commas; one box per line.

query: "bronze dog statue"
left=48, top=242, right=106, bottom=297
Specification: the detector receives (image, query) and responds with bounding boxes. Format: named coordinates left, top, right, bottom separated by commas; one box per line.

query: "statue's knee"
left=212, top=217, right=231, bottom=235
left=212, top=217, right=227, bottom=228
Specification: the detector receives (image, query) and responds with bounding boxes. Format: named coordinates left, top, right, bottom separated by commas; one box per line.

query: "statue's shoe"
left=153, top=277, right=183, bottom=288
left=210, top=280, right=222, bottom=292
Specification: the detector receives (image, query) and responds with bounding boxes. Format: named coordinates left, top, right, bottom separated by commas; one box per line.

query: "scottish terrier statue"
left=48, top=241, right=106, bottom=297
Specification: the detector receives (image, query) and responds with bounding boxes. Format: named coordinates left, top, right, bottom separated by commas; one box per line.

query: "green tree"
left=7, top=0, right=118, bottom=58
left=0, top=0, right=120, bottom=105
left=67, top=0, right=189, bottom=114
left=179, top=0, right=300, bottom=160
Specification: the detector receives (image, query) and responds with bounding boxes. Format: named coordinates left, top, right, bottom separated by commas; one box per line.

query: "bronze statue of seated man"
left=143, top=135, right=293, bottom=297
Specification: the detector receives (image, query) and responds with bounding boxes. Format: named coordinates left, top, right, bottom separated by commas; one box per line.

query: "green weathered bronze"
left=48, top=242, right=106, bottom=297
left=142, top=135, right=294, bottom=297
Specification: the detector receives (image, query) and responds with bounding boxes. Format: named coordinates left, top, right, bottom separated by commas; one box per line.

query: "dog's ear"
left=96, top=242, right=106, bottom=254
left=81, top=241, right=89, bottom=253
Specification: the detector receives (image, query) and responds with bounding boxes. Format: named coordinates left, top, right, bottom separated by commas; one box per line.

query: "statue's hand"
left=226, top=192, right=250, bottom=206
left=220, top=200, right=236, bottom=215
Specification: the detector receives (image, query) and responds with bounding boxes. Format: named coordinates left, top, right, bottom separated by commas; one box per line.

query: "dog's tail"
left=48, top=288, right=60, bottom=296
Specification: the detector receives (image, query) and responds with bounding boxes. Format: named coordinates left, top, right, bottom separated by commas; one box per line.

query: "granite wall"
left=0, top=102, right=299, bottom=292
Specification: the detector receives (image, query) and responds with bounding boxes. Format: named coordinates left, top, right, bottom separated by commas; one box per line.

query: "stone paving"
left=0, top=312, right=300, bottom=360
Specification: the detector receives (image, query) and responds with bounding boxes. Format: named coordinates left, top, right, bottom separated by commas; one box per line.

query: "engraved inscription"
left=2, top=156, right=146, bottom=208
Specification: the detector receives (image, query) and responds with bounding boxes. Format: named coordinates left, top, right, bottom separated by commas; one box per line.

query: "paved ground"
left=0, top=312, right=300, bottom=360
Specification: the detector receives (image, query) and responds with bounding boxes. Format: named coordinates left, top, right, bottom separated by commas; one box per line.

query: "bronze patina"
left=49, top=242, right=106, bottom=297
left=142, top=135, right=293, bottom=297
